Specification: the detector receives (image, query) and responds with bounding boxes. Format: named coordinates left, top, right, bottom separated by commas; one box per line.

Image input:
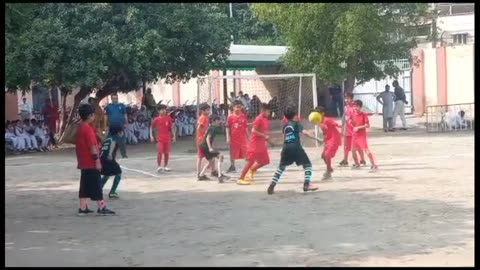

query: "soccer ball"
left=308, top=111, right=323, bottom=124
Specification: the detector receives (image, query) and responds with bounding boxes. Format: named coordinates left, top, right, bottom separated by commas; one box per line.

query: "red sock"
left=367, top=152, right=376, bottom=166
left=343, top=149, right=350, bottom=161
left=323, top=156, right=332, bottom=171
left=250, top=162, right=267, bottom=172
left=359, top=150, right=365, bottom=161
left=164, top=152, right=170, bottom=166
left=352, top=150, right=360, bottom=165
left=240, top=160, right=255, bottom=179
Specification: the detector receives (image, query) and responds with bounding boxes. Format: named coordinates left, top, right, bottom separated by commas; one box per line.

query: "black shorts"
left=79, top=169, right=103, bottom=200
left=200, top=145, right=220, bottom=161
left=280, top=144, right=311, bottom=167
left=101, top=159, right=122, bottom=176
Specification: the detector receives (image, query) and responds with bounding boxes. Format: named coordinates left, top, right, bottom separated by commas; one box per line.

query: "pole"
left=298, top=76, right=303, bottom=116
left=229, top=3, right=234, bottom=43
left=312, top=75, right=319, bottom=147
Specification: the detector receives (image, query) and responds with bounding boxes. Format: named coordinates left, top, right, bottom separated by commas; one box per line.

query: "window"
left=453, top=33, right=468, bottom=44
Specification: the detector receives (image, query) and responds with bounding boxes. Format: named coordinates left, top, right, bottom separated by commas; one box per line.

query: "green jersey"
left=282, top=120, right=303, bottom=146
left=201, top=125, right=221, bottom=149
left=100, top=136, right=119, bottom=160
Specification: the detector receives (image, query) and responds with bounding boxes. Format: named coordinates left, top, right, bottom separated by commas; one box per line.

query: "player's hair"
left=354, top=100, right=363, bottom=107
left=284, top=105, right=297, bottom=120
left=110, top=92, right=118, bottom=97
left=344, top=92, right=354, bottom=99
left=109, top=125, right=123, bottom=136
left=459, top=110, right=465, bottom=117
left=78, top=104, right=95, bottom=120
left=211, top=115, right=221, bottom=122
left=158, top=104, right=167, bottom=110
left=260, top=103, right=270, bottom=111
left=314, top=106, right=326, bottom=114
left=199, top=103, right=211, bottom=111
left=232, top=100, right=243, bottom=107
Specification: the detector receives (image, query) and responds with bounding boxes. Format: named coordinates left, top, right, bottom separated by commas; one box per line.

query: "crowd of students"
left=5, top=119, right=53, bottom=153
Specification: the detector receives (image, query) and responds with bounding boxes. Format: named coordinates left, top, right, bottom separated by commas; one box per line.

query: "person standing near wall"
left=143, top=88, right=157, bottom=119
left=328, top=85, right=343, bottom=118
left=376, top=85, right=396, bottom=132
left=105, top=93, right=128, bottom=158
left=19, top=97, right=32, bottom=121
left=392, top=80, right=408, bottom=130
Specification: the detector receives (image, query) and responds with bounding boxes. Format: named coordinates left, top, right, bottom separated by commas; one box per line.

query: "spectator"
left=125, top=117, right=138, bottom=145
left=89, top=97, right=107, bottom=142
left=105, top=93, right=128, bottom=158
left=19, top=97, right=32, bottom=121
left=6, top=122, right=25, bottom=153
left=134, top=115, right=149, bottom=142
left=376, top=85, right=396, bottom=132
left=14, top=120, right=38, bottom=151
left=328, top=84, right=343, bottom=117
left=392, top=80, right=408, bottom=130
left=32, top=119, right=50, bottom=151
left=228, top=92, right=237, bottom=104
left=143, top=88, right=157, bottom=118
left=250, top=95, right=262, bottom=117
left=268, top=96, right=279, bottom=119
left=448, top=110, right=468, bottom=130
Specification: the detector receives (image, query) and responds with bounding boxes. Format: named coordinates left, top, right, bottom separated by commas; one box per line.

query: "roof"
left=226, top=44, right=288, bottom=68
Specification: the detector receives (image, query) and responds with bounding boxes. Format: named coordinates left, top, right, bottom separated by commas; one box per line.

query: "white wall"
left=437, top=14, right=475, bottom=36
left=423, top=48, right=438, bottom=106
left=446, top=45, right=474, bottom=104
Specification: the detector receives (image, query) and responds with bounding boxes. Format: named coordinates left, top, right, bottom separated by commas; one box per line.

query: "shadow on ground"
left=5, top=184, right=474, bottom=267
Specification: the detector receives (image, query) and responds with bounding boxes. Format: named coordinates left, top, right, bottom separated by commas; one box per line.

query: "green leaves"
left=252, top=3, right=428, bottom=88
left=5, top=3, right=233, bottom=94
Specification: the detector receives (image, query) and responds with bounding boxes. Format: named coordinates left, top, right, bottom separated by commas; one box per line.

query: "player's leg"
left=351, top=149, right=361, bottom=169
left=267, top=165, right=286, bottom=195
left=108, top=174, right=122, bottom=198
left=358, top=149, right=366, bottom=165
left=163, top=141, right=171, bottom=171
left=340, top=136, right=351, bottom=166
left=247, top=149, right=270, bottom=181
left=156, top=142, right=164, bottom=172
left=321, top=151, right=333, bottom=180
left=364, top=147, right=378, bottom=169
left=227, top=143, right=237, bottom=173
left=302, top=162, right=318, bottom=192
left=88, top=169, right=115, bottom=215
left=78, top=169, right=94, bottom=216
left=237, top=154, right=255, bottom=185
left=101, top=175, right=110, bottom=188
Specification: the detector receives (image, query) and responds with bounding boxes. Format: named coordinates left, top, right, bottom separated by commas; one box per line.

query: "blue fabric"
left=105, top=103, right=126, bottom=126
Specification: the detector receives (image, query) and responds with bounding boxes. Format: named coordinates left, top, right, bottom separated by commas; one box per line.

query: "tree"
left=5, top=3, right=232, bottom=140
left=252, top=3, right=429, bottom=93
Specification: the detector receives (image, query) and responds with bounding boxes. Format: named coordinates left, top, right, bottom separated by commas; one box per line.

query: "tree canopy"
left=252, top=3, right=429, bottom=92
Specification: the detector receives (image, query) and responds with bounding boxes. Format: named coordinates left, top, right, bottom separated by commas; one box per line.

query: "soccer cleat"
left=197, top=175, right=211, bottom=181
left=360, top=160, right=367, bottom=166
left=339, top=160, right=349, bottom=167
left=370, top=165, right=378, bottom=171
left=267, top=184, right=275, bottom=195
left=226, top=166, right=236, bottom=173
left=97, top=207, right=116, bottom=216
left=163, top=167, right=171, bottom=172
left=245, top=170, right=256, bottom=182
left=109, top=193, right=120, bottom=199
left=218, top=175, right=229, bottom=183
left=77, top=207, right=94, bottom=216
left=236, top=179, right=252, bottom=185
left=322, top=171, right=332, bottom=180
left=157, top=167, right=164, bottom=173
left=211, top=170, right=219, bottom=177
left=352, top=164, right=361, bottom=169
left=303, top=184, right=319, bottom=192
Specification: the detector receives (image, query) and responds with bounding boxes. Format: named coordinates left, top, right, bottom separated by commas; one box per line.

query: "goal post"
left=197, top=73, right=320, bottom=147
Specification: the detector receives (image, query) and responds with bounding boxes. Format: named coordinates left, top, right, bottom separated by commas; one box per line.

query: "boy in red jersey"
left=197, top=104, right=217, bottom=181
left=237, top=103, right=271, bottom=185
left=351, top=100, right=378, bottom=170
left=75, top=104, right=115, bottom=216
left=316, top=106, right=342, bottom=180
left=151, top=104, right=174, bottom=173
left=226, top=100, right=249, bottom=173
left=340, top=92, right=366, bottom=167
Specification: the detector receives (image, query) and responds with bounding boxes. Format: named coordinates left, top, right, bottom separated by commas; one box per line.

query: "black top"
left=394, top=86, right=407, bottom=103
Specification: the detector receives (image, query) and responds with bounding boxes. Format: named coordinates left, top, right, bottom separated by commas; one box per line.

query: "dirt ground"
left=5, top=115, right=474, bottom=267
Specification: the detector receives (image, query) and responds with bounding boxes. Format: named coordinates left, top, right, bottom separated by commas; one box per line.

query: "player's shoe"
left=163, top=167, right=171, bottom=172
left=267, top=184, right=275, bottom=195
left=370, top=165, right=378, bottom=171
left=303, top=184, right=319, bottom=192
left=77, top=207, right=94, bottom=216
left=218, top=174, right=229, bottom=183
left=322, top=171, right=332, bottom=180
left=226, top=166, right=236, bottom=173
left=245, top=170, right=256, bottom=181
left=211, top=170, right=219, bottom=177
left=157, top=167, right=164, bottom=173
left=339, top=160, right=349, bottom=167
left=197, top=175, right=211, bottom=181
left=109, top=193, right=120, bottom=199
left=97, top=207, right=116, bottom=216
left=352, top=164, right=361, bottom=169
left=237, top=179, right=251, bottom=185
left=360, top=160, right=367, bottom=166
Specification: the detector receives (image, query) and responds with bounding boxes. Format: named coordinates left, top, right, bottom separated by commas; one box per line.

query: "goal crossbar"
left=205, top=73, right=316, bottom=80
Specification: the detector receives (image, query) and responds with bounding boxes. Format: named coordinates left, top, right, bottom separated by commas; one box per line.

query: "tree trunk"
left=58, top=86, right=91, bottom=143
left=60, top=90, right=69, bottom=134
left=344, top=74, right=356, bottom=95
left=223, top=69, right=228, bottom=106
left=142, top=78, right=147, bottom=106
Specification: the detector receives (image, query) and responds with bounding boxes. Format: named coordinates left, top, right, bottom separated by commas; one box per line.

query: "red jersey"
left=320, top=117, right=341, bottom=146
left=227, top=112, right=248, bottom=144
left=281, top=115, right=301, bottom=125
left=75, top=121, right=99, bottom=169
left=152, top=115, right=173, bottom=142
left=344, top=102, right=355, bottom=136
left=351, top=111, right=369, bottom=138
left=249, top=114, right=269, bottom=150
left=197, top=114, right=209, bottom=144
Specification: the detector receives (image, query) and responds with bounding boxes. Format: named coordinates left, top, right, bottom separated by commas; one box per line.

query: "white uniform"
left=15, top=125, right=38, bottom=150
left=5, top=130, right=25, bottom=151
left=134, top=120, right=149, bottom=141
left=125, top=121, right=138, bottom=144
left=34, top=126, right=49, bottom=148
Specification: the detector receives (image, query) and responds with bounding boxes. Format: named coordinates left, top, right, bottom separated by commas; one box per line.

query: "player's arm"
left=225, top=117, right=231, bottom=143
left=149, top=120, right=156, bottom=142
left=206, top=134, right=214, bottom=151
left=87, top=131, right=101, bottom=169
left=251, top=126, right=268, bottom=139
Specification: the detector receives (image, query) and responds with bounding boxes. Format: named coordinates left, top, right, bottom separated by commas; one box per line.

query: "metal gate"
left=352, top=62, right=413, bottom=114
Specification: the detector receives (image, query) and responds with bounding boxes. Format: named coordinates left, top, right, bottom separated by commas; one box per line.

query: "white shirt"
left=19, top=103, right=32, bottom=114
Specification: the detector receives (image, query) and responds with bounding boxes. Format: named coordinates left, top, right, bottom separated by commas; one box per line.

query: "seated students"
left=33, top=120, right=50, bottom=151
left=15, top=119, right=38, bottom=151
left=6, top=121, right=26, bottom=153
left=134, top=115, right=149, bottom=142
